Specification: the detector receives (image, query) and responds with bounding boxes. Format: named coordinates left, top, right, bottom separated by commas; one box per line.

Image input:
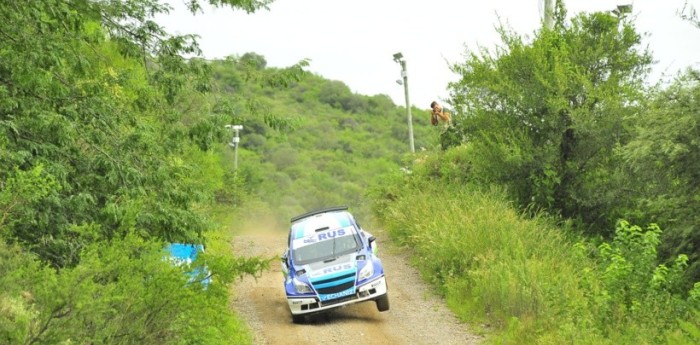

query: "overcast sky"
left=157, top=0, right=700, bottom=109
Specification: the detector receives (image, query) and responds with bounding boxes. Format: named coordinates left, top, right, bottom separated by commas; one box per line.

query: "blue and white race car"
left=281, top=206, right=389, bottom=323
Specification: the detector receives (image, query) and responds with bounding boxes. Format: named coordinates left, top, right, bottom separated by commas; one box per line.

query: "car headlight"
left=358, top=261, right=374, bottom=281
left=293, top=277, right=313, bottom=294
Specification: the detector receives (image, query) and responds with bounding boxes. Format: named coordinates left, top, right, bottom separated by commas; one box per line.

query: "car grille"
left=322, top=294, right=357, bottom=306
left=310, top=271, right=356, bottom=295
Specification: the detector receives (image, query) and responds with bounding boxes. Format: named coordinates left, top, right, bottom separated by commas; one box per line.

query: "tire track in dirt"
left=230, top=222, right=481, bottom=345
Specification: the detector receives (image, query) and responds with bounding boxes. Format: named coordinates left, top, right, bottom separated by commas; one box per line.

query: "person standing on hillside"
left=430, top=101, right=451, bottom=127
left=431, top=101, right=461, bottom=150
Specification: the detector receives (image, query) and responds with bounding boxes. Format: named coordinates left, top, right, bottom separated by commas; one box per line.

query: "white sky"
left=157, top=0, right=700, bottom=109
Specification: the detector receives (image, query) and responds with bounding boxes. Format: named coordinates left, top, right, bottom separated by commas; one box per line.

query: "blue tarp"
left=166, top=243, right=210, bottom=287
left=166, top=243, right=202, bottom=263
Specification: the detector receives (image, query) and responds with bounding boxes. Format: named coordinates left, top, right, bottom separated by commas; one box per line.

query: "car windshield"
left=293, top=233, right=360, bottom=265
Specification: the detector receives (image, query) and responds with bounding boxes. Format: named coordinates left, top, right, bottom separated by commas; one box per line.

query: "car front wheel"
left=292, top=314, right=305, bottom=324
left=375, top=294, right=390, bottom=312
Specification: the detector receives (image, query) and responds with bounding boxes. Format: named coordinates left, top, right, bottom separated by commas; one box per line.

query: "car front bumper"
left=287, top=275, right=387, bottom=315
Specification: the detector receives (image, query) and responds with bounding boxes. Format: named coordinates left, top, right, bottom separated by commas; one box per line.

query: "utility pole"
left=393, top=52, right=415, bottom=153
left=544, top=0, right=555, bottom=29
left=225, top=124, right=243, bottom=170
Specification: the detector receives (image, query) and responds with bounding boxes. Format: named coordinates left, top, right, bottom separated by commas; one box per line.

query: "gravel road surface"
left=230, top=223, right=481, bottom=345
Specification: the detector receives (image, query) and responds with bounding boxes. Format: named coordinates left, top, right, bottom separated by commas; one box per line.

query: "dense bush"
left=448, top=6, right=650, bottom=235
left=0, top=235, right=269, bottom=344
left=0, top=1, right=282, bottom=343
left=370, top=156, right=700, bottom=343
left=445, top=1, right=700, bottom=285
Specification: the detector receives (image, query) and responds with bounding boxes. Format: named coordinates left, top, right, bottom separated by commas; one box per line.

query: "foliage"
left=666, top=310, right=700, bottom=344
left=439, top=125, right=462, bottom=150
left=369, top=156, right=700, bottom=344
left=1, top=0, right=219, bottom=267
left=447, top=5, right=652, bottom=234
left=205, top=61, right=440, bottom=221
left=442, top=0, right=700, bottom=288
left=437, top=0, right=700, bottom=307
left=580, top=221, right=699, bottom=342
left=367, top=1, right=700, bottom=342
left=0, top=235, right=267, bottom=344
left=0, top=165, right=58, bottom=232
left=0, top=0, right=301, bottom=344
left=621, top=70, right=700, bottom=281
left=8, top=0, right=700, bottom=344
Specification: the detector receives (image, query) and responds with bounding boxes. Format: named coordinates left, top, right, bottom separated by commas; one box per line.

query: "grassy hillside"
left=206, top=55, right=443, bottom=221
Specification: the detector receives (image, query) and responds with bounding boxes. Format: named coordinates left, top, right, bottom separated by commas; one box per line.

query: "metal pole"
left=400, top=60, right=415, bottom=153
left=232, top=127, right=240, bottom=170
left=544, top=0, right=554, bottom=29
left=226, top=125, right=243, bottom=171
left=234, top=132, right=239, bottom=171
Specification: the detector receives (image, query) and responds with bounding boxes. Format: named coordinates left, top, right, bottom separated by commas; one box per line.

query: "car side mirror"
left=281, top=250, right=290, bottom=279
left=368, top=236, right=378, bottom=255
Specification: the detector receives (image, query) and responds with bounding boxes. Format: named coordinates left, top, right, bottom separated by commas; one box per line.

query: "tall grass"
left=370, top=151, right=699, bottom=344
left=376, top=182, right=594, bottom=341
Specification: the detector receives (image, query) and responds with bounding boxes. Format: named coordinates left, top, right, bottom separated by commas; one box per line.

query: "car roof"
left=290, top=209, right=355, bottom=241
left=291, top=225, right=358, bottom=251
left=290, top=206, right=349, bottom=223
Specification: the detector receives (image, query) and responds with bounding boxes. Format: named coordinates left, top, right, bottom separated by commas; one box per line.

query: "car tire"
left=376, top=294, right=390, bottom=312
left=292, top=314, right=305, bottom=324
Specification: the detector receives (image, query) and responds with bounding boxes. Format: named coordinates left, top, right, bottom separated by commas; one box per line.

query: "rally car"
left=281, top=206, right=389, bottom=323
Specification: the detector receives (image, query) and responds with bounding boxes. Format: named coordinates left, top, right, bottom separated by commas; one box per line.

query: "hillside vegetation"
left=370, top=3, right=700, bottom=344
left=0, top=1, right=432, bottom=343
left=0, top=1, right=273, bottom=343
left=2, top=0, right=700, bottom=344
left=371, top=149, right=699, bottom=343
left=205, top=54, right=437, bottom=220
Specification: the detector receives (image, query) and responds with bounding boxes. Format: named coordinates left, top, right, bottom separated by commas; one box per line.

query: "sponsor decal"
left=322, top=263, right=352, bottom=274
left=317, top=228, right=346, bottom=241
left=319, top=287, right=355, bottom=301
left=292, top=213, right=350, bottom=239
left=295, top=228, right=351, bottom=248
left=309, top=263, right=354, bottom=277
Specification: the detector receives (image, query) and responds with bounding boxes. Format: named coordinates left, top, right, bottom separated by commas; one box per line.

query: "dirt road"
left=230, top=222, right=481, bottom=345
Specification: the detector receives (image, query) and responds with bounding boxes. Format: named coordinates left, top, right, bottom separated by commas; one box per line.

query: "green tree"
left=621, top=70, right=700, bottom=280
left=448, top=3, right=651, bottom=233
left=240, top=52, right=268, bottom=70
left=0, top=0, right=286, bottom=267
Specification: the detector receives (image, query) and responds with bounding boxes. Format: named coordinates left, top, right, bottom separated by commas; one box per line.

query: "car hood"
left=302, top=252, right=356, bottom=278
left=300, top=253, right=359, bottom=301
